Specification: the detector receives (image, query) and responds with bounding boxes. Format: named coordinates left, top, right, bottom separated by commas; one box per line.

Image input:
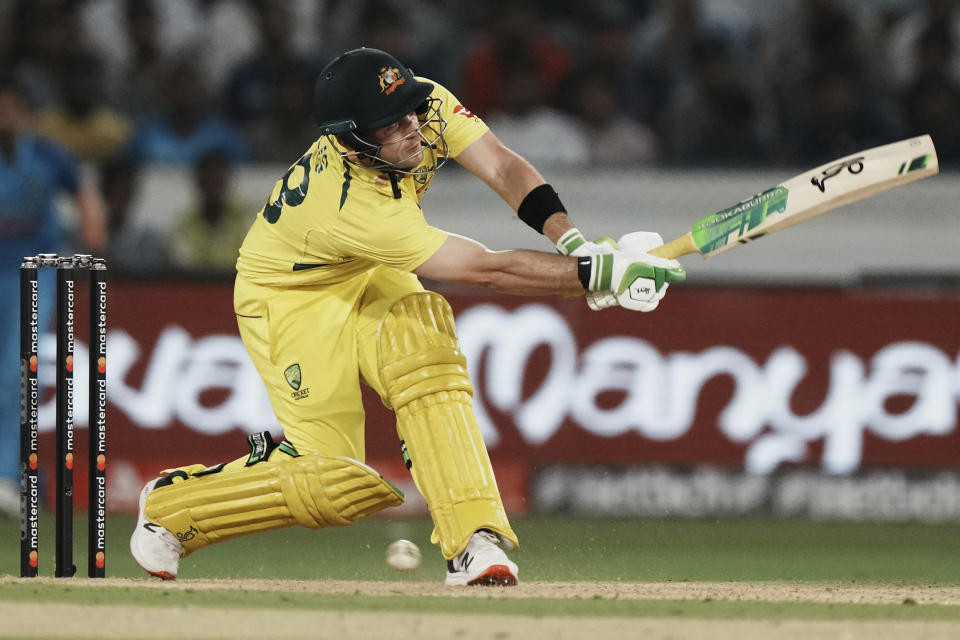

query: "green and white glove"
left=578, top=231, right=686, bottom=312
left=556, top=228, right=618, bottom=310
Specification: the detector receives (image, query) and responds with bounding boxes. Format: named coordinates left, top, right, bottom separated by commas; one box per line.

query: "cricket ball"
left=386, top=539, right=421, bottom=571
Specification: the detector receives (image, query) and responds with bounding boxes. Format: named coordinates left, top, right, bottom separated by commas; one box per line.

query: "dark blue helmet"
left=313, top=47, right=434, bottom=135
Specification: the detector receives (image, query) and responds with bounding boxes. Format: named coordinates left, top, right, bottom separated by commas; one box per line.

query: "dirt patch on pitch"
left=2, top=601, right=960, bottom=640
left=16, top=576, right=960, bottom=605
left=3, top=578, right=960, bottom=640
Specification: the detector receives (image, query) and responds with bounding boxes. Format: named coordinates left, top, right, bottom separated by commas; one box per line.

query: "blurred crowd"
left=0, top=0, right=958, bottom=273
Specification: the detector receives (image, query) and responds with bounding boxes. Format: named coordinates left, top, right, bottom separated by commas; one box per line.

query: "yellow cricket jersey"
left=236, top=79, right=489, bottom=287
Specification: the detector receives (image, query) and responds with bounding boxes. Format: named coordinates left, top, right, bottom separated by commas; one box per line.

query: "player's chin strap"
left=388, top=173, right=402, bottom=199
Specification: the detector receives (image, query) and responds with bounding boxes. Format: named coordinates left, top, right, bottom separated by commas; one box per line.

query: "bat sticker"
left=810, top=156, right=864, bottom=193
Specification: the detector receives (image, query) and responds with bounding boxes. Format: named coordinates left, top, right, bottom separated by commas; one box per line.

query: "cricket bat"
left=651, top=135, right=939, bottom=260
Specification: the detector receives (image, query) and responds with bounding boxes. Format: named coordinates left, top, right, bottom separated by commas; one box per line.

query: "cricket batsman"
left=130, top=47, right=685, bottom=586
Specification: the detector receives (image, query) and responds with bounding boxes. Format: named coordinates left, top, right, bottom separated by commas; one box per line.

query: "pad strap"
left=244, top=430, right=299, bottom=466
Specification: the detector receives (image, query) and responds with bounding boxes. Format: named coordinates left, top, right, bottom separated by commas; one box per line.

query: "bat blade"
left=652, top=135, right=939, bottom=260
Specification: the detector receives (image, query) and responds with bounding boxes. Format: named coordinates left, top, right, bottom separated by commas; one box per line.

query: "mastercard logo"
left=97, top=454, right=106, bottom=471
left=96, top=552, right=105, bottom=568
left=98, top=357, right=106, bottom=374
left=65, top=453, right=73, bottom=470
left=29, top=453, right=37, bottom=470
left=29, top=355, right=37, bottom=372
left=65, top=355, right=73, bottom=373
left=29, top=551, right=38, bottom=567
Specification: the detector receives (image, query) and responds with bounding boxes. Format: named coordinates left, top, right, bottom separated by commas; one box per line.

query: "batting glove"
left=580, top=231, right=686, bottom=312
left=555, top=228, right=618, bottom=310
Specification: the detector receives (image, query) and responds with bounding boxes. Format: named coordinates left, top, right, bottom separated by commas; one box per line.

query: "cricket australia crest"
left=413, top=165, right=432, bottom=184
left=284, top=364, right=302, bottom=390
left=284, top=364, right=310, bottom=400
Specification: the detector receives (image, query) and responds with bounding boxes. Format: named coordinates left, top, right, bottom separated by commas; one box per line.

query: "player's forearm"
left=457, top=249, right=584, bottom=296
left=496, top=153, right=573, bottom=244
left=458, top=132, right=574, bottom=244
left=541, top=212, right=574, bottom=244
left=415, top=234, right=584, bottom=295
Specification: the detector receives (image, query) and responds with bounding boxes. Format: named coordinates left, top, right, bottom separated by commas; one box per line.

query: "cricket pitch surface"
left=3, top=577, right=960, bottom=639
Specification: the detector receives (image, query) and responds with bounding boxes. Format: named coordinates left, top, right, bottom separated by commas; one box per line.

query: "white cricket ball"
left=386, top=539, right=421, bottom=571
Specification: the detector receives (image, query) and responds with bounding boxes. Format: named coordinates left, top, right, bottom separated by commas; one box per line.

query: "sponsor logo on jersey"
left=453, top=104, right=475, bottom=118
left=379, top=66, right=406, bottom=94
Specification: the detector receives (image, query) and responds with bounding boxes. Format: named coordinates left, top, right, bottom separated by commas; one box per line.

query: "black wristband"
left=517, top=184, right=565, bottom=234
left=577, top=257, right=593, bottom=290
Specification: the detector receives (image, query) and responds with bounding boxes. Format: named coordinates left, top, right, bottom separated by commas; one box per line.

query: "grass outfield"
left=2, top=513, right=957, bottom=583
left=1, top=514, right=959, bottom=639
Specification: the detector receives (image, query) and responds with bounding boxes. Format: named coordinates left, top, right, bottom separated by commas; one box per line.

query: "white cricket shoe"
left=445, top=529, right=519, bottom=586
left=129, top=477, right=182, bottom=580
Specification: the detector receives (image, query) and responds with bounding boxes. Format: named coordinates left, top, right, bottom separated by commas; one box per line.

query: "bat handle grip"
left=651, top=232, right=699, bottom=259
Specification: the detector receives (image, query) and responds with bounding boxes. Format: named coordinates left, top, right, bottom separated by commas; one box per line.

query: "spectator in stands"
left=629, top=0, right=751, bottom=129
left=900, top=22, right=960, bottom=164
left=888, top=0, right=960, bottom=91
left=562, top=7, right=650, bottom=131
left=243, top=66, right=318, bottom=163
left=222, top=0, right=320, bottom=124
left=34, top=48, right=132, bottom=164
left=6, top=0, right=80, bottom=109
left=484, top=55, right=589, bottom=167
left=756, top=0, right=897, bottom=163
left=459, top=0, right=574, bottom=117
left=100, top=156, right=173, bottom=275
left=124, top=53, right=250, bottom=166
left=563, top=68, right=658, bottom=166
left=4, top=0, right=944, bottom=171
left=787, top=64, right=899, bottom=164
left=659, top=34, right=767, bottom=166
left=170, top=150, right=252, bottom=271
left=0, top=6, right=13, bottom=68
left=0, top=74, right=106, bottom=517
left=86, top=0, right=175, bottom=119
left=902, top=70, right=960, bottom=166
left=193, top=0, right=263, bottom=91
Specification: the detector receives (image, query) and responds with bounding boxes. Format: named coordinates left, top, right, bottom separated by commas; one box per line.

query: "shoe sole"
left=465, top=564, right=518, bottom=587
left=134, top=559, right=176, bottom=581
